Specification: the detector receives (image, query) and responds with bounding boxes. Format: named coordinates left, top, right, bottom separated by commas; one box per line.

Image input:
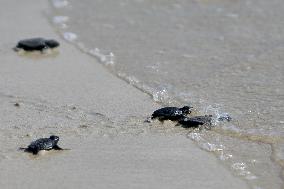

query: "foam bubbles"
left=53, top=16, right=69, bottom=24
left=52, top=0, right=69, bottom=8
left=53, top=16, right=69, bottom=28
left=63, top=32, right=77, bottom=42
left=89, top=48, right=115, bottom=65
left=232, top=162, right=247, bottom=170
left=232, top=162, right=258, bottom=180
left=153, top=89, right=170, bottom=103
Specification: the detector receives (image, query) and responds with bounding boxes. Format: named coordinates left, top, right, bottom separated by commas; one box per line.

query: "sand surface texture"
left=0, top=0, right=248, bottom=188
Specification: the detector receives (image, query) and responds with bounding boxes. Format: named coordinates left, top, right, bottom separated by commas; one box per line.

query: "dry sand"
left=0, top=0, right=248, bottom=188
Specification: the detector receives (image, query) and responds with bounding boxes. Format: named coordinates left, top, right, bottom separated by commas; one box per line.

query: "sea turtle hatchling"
left=151, top=106, right=193, bottom=121
left=20, top=135, right=65, bottom=155
left=14, top=38, right=60, bottom=51
left=178, top=115, right=213, bottom=128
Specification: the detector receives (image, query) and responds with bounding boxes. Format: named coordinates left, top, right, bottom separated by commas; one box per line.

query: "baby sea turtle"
left=151, top=106, right=192, bottom=121
left=14, top=38, right=60, bottom=51
left=20, top=135, right=65, bottom=155
left=178, top=115, right=212, bottom=128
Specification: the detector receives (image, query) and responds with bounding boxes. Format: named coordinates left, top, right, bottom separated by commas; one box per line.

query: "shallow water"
left=48, top=0, right=284, bottom=188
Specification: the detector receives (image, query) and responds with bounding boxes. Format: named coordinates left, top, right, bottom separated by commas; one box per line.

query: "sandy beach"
left=0, top=0, right=249, bottom=188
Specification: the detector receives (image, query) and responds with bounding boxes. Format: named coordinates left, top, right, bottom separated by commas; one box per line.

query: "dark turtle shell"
left=151, top=106, right=192, bottom=121
left=26, top=135, right=61, bottom=154
left=178, top=115, right=212, bottom=128
left=15, top=38, right=60, bottom=51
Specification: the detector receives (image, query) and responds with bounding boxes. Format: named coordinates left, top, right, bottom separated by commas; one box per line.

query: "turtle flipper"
left=144, top=117, right=153, bottom=123
left=53, top=145, right=63, bottom=150
left=32, top=149, right=39, bottom=155
left=40, top=46, right=49, bottom=53
left=18, top=147, right=38, bottom=154
left=53, top=145, right=71, bottom=151
left=13, top=46, right=20, bottom=52
left=175, top=123, right=181, bottom=127
left=18, top=147, right=27, bottom=151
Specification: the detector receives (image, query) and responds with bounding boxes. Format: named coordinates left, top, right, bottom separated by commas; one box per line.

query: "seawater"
left=48, top=0, right=284, bottom=188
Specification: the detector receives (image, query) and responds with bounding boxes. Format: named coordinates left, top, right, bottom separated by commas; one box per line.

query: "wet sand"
left=0, top=0, right=248, bottom=188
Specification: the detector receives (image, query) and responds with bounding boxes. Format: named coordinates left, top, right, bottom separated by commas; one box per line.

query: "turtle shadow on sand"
left=15, top=49, right=60, bottom=59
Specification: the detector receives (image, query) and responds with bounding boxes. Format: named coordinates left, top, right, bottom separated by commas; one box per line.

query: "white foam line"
left=52, top=0, right=69, bottom=8
left=53, top=16, right=69, bottom=24
left=89, top=48, right=115, bottom=65
left=63, top=32, right=77, bottom=42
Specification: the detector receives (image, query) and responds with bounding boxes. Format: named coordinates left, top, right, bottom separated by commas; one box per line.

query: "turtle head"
left=50, top=135, right=60, bottom=144
left=180, top=106, right=193, bottom=114
left=45, top=39, right=60, bottom=48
